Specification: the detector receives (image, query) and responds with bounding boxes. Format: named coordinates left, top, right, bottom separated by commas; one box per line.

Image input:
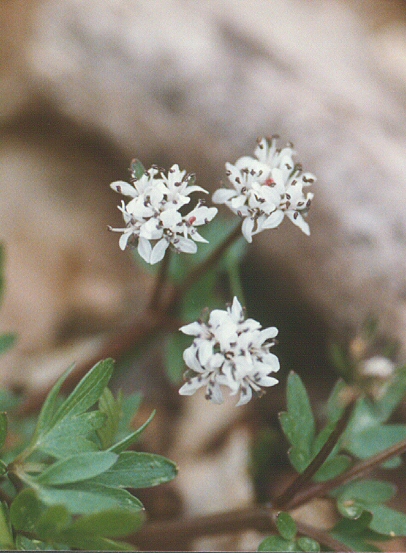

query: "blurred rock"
left=23, top=0, right=406, bottom=355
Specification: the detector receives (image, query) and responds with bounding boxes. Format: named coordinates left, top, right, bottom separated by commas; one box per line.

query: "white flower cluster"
left=212, top=136, right=315, bottom=242
left=109, top=162, right=217, bottom=264
left=179, top=297, right=280, bottom=406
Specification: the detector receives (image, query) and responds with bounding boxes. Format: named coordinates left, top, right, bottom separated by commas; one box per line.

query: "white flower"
left=212, top=136, right=315, bottom=242
left=108, top=162, right=217, bottom=263
left=179, top=297, right=280, bottom=406
left=360, top=356, right=395, bottom=379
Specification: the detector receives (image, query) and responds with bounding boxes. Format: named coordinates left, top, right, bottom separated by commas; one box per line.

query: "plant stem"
left=275, top=398, right=356, bottom=509
left=147, top=249, right=171, bottom=312
left=133, top=504, right=276, bottom=551
left=132, top=503, right=352, bottom=552
left=165, top=221, right=242, bottom=313
left=286, top=437, right=406, bottom=510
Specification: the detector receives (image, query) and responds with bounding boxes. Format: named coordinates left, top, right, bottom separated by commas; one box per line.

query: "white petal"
left=230, top=297, right=243, bottom=322
left=179, top=322, right=203, bottom=336
left=212, top=188, right=238, bottom=204
left=286, top=212, right=310, bottom=235
left=183, top=346, right=205, bottom=373
left=262, top=210, right=285, bottom=230
left=176, top=237, right=197, bottom=254
left=160, top=209, right=182, bottom=227
left=198, top=340, right=214, bottom=366
left=256, top=375, right=279, bottom=387
left=259, top=327, right=279, bottom=341
left=110, top=180, right=137, bottom=197
left=236, top=385, right=253, bottom=406
left=241, top=217, right=254, bottom=243
left=207, top=381, right=224, bottom=404
left=179, top=377, right=207, bottom=396
left=137, top=237, right=152, bottom=263
left=118, top=231, right=133, bottom=250
left=150, top=239, right=169, bottom=264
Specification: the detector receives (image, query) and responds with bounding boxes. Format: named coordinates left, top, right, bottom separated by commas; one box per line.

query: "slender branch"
left=286, top=437, right=406, bottom=510
left=166, top=221, right=242, bottom=313
left=147, top=249, right=172, bottom=312
left=276, top=398, right=357, bottom=509
left=132, top=504, right=276, bottom=551
left=295, top=520, right=354, bottom=553
left=132, top=503, right=353, bottom=552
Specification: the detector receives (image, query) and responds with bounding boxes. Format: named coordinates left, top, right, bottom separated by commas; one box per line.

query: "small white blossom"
left=360, top=356, right=395, bottom=379
left=179, top=297, right=280, bottom=406
left=109, top=162, right=217, bottom=263
left=212, top=136, right=315, bottom=242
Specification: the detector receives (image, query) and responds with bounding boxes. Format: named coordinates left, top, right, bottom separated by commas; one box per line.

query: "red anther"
left=188, top=216, right=197, bottom=225
left=265, top=178, right=275, bottom=186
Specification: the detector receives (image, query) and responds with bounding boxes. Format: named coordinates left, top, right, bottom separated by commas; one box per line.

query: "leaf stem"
left=276, top=398, right=356, bottom=509
left=286, top=436, right=406, bottom=510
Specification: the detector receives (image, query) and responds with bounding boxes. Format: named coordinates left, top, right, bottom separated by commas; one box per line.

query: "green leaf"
left=116, top=392, right=143, bottom=439
left=0, top=503, right=14, bottom=549
left=0, top=333, right=16, bottom=356
left=296, top=537, right=320, bottom=552
left=165, top=332, right=192, bottom=384
left=32, top=363, right=76, bottom=441
left=130, top=159, right=146, bottom=181
left=0, top=413, right=7, bottom=451
left=346, top=424, right=406, bottom=460
left=258, top=535, right=296, bottom=551
left=10, top=488, right=43, bottom=532
left=35, top=504, right=71, bottom=541
left=62, top=508, right=144, bottom=538
left=313, top=454, right=352, bottom=482
left=326, top=380, right=347, bottom=424
left=279, top=372, right=315, bottom=472
left=369, top=504, right=406, bottom=536
left=373, top=365, right=406, bottom=421
left=97, top=388, right=122, bottom=449
left=59, top=534, right=134, bottom=551
left=109, top=410, right=155, bottom=454
left=35, top=451, right=118, bottom=485
left=38, top=482, right=143, bottom=515
left=276, top=512, right=297, bottom=540
left=50, top=359, right=114, bottom=426
left=331, top=512, right=386, bottom=552
left=37, top=411, right=106, bottom=458
left=91, top=451, right=178, bottom=488
left=15, top=535, right=57, bottom=551
left=338, top=480, right=396, bottom=507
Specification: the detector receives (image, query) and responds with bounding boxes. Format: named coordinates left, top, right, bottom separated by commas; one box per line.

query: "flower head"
left=212, top=137, right=315, bottom=242
left=179, top=297, right=280, bottom=406
left=109, top=161, right=217, bottom=264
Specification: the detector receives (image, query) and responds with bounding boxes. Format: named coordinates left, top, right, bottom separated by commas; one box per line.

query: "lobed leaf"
left=10, top=488, right=43, bottom=532
left=258, top=535, right=296, bottom=551
left=91, top=451, right=178, bottom=488
left=97, top=388, right=122, bottom=449
left=38, top=481, right=143, bottom=515
left=279, top=373, right=315, bottom=472
left=35, top=452, right=118, bottom=486
left=0, top=503, right=13, bottom=549
left=50, top=359, right=114, bottom=426
left=296, top=537, right=320, bottom=552
left=369, top=505, right=406, bottom=536
left=37, top=411, right=106, bottom=458
left=109, top=410, right=155, bottom=454
left=276, top=512, right=296, bottom=540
